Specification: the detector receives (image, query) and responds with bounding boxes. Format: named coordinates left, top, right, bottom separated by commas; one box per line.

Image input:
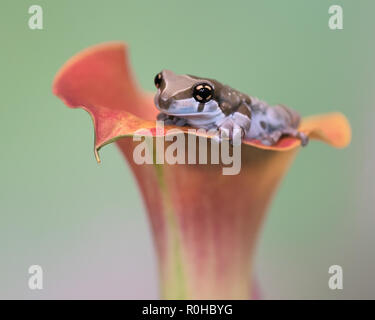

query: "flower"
left=52, top=42, right=351, bottom=299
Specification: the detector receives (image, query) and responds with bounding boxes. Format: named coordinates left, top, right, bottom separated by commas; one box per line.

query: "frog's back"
left=247, top=97, right=301, bottom=141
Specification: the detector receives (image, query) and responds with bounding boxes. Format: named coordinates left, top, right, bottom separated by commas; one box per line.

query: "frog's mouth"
left=154, top=95, right=220, bottom=117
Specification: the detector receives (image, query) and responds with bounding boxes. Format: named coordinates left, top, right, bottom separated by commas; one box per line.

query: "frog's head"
left=154, top=69, right=219, bottom=116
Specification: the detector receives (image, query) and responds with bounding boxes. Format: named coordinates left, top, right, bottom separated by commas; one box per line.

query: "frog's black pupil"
left=193, top=84, right=213, bottom=102
left=154, top=73, right=162, bottom=88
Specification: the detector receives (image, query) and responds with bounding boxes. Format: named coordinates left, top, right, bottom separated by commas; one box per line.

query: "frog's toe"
left=219, top=124, right=243, bottom=145
left=157, top=113, right=175, bottom=125
left=218, top=126, right=232, bottom=144
left=212, top=132, right=223, bottom=144
left=259, top=138, right=274, bottom=146
left=231, top=127, right=244, bottom=146
left=156, top=113, right=169, bottom=121
left=263, top=139, right=276, bottom=146
left=258, top=131, right=281, bottom=146
left=268, top=131, right=283, bottom=145
left=164, top=119, right=175, bottom=125
left=279, top=128, right=309, bottom=147
left=174, top=118, right=188, bottom=127
left=297, top=132, right=309, bottom=147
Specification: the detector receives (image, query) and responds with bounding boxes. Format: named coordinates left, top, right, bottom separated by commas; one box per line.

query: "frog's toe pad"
left=298, top=132, right=309, bottom=147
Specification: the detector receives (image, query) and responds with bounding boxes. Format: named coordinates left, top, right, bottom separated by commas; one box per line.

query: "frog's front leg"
left=215, top=104, right=251, bottom=144
left=157, top=112, right=188, bottom=126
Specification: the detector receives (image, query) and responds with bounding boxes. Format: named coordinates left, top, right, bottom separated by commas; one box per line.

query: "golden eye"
left=154, top=72, right=162, bottom=88
left=193, top=83, right=213, bottom=103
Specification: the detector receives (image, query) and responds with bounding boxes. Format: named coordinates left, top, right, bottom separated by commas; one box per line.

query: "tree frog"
left=154, top=70, right=308, bottom=146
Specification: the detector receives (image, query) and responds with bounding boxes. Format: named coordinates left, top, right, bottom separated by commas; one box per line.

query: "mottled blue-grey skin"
left=154, top=70, right=308, bottom=146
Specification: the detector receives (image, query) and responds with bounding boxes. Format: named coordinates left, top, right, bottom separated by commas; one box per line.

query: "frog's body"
left=154, top=70, right=308, bottom=146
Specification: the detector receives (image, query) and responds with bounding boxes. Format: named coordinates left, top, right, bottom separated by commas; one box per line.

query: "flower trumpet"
left=53, top=42, right=351, bottom=299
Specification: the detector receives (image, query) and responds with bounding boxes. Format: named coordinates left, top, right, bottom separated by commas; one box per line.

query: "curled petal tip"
left=52, top=41, right=153, bottom=118
left=301, top=112, right=351, bottom=148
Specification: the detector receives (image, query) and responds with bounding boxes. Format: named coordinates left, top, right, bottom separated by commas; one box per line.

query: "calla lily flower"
left=52, top=42, right=351, bottom=299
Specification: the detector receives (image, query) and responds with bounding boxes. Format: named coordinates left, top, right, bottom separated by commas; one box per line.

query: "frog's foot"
left=215, top=112, right=251, bottom=145
left=258, top=131, right=283, bottom=146
left=157, top=113, right=188, bottom=126
left=260, top=128, right=309, bottom=146
left=297, top=131, right=309, bottom=146
left=157, top=112, right=173, bottom=124
left=282, top=128, right=309, bottom=146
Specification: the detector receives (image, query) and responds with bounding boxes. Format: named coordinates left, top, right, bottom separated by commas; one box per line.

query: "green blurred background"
left=0, top=0, right=374, bottom=299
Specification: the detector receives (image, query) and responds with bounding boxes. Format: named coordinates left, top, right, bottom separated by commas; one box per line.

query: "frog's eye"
left=154, top=72, right=163, bottom=89
left=193, top=83, right=213, bottom=103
